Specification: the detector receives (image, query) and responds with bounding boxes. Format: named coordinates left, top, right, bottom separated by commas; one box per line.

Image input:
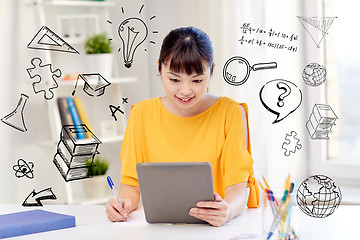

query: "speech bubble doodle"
left=259, top=79, right=302, bottom=124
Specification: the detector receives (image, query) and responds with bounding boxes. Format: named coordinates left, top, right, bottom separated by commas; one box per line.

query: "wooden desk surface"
left=0, top=204, right=357, bottom=239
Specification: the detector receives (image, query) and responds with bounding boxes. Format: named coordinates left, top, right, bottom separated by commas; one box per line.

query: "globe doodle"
left=302, top=63, right=327, bottom=87
left=296, top=175, right=341, bottom=218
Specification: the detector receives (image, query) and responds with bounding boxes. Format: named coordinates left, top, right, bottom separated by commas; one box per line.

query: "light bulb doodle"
left=118, top=17, right=148, bottom=68
left=107, top=4, right=158, bottom=68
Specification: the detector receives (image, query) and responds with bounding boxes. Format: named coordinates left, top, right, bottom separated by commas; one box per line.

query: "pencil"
left=262, top=175, right=279, bottom=206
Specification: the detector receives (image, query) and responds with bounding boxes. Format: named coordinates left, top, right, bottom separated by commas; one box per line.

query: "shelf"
left=100, top=134, right=124, bottom=143
left=41, top=0, right=116, bottom=7
left=37, top=134, right=124, bottom=147
left=59, top=77, right=137, bottom=87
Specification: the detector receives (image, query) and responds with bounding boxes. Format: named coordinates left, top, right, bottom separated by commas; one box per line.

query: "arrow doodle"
left=22, top=187, right=57, bottom=207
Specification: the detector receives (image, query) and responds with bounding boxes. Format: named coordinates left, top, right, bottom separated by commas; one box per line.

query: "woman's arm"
left=105, top=183, right=140, bottom=222
left=189, top=182, right=247, bottom=227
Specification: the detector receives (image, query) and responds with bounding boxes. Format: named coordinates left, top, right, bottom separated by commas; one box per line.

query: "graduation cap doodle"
left=72, top=73, right=111, bottom=97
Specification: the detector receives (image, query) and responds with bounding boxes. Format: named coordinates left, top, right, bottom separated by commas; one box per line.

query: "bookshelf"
left=30, top=0, right=136, bottom=204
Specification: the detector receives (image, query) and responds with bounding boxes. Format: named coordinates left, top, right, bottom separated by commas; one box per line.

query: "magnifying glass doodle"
left=223, top=56, right=277, bottom=86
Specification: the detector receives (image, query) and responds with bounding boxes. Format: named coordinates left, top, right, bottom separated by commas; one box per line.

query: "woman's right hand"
left=105, top=197, right=132, bottom=222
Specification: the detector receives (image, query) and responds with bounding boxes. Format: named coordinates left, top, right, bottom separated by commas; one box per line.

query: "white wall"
left=1, top=0, right=325, bottom=203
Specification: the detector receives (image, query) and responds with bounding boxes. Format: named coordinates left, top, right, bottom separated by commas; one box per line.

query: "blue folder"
left=0, top=209, right=75, bottom=239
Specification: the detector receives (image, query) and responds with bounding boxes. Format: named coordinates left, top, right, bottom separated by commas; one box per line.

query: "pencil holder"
left=261, top=190, right=299, bottom=240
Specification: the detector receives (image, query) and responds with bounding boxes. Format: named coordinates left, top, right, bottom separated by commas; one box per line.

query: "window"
left=308, top=0, right=360, bottom=182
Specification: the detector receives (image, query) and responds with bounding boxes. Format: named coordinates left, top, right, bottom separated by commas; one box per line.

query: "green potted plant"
left=82, top=156, right=110, bottom=199
left=84, top=33, right=113, bottom=79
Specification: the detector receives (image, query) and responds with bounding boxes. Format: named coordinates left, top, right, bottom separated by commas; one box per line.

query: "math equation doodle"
left=107, top=4, right=158, bottom=68
left=297, top=16, right=337, bottom=48
left=239, top=23, right=299, bottom=53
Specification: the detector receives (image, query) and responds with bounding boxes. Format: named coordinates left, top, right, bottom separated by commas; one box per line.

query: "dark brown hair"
left=158, top=27, right=214, bottom=75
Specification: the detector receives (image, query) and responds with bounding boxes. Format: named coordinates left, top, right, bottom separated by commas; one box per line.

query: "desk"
left=0, top=204, right=357, bottom=239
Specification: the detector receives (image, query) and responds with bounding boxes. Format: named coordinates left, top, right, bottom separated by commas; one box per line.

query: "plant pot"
left=86, top=53, right=113, bottom=80
left=82, top=175, right=108, bottom=199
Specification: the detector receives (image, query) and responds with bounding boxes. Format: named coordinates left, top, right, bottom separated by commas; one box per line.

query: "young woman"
left=105, top=27, right=259, bottom=227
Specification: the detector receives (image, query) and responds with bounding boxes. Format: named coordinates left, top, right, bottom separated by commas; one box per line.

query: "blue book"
left=66, top=97, right=86, bottom=139
left=0, top=210, right=75, bottom=238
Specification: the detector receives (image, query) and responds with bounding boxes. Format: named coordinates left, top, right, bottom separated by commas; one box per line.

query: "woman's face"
left=160, top=60, right=211, bottom=111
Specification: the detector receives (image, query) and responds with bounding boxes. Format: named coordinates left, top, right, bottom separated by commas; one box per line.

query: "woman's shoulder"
left=218, top=96, right=248, bottom=110
left=131, top=97, right=160, bottom=112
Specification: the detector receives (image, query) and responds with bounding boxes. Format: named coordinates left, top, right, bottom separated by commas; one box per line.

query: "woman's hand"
left=189, top=193, right=232, bottom=227
left=105, top=197, right=132, bottom=222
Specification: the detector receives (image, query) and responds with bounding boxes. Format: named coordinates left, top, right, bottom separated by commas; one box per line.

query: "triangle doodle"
left=38, top=33, right=62, bottom=46
left=28, top=25, right=79, bottom=54
left=297, top=16, right=337, bottom=48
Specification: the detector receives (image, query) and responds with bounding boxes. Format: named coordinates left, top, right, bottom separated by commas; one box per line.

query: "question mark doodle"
left=276, top=82, right=291, bottom=107
left=259, top=79, right=302, bottom=124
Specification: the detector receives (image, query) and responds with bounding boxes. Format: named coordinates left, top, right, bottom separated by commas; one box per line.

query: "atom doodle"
left=13, top=159, right=34, bottom=179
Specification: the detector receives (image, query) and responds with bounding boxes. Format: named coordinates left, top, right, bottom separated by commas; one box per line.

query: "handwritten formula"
left=239, top=23, right=299, bottom=53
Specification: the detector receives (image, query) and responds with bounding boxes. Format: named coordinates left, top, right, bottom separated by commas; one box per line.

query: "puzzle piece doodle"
left=282, top=131, right=302, bottom=156
left=26, top=57, right=61, bottom=100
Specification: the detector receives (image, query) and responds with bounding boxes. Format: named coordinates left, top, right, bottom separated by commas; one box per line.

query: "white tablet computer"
left=136, top=162, right=215, bottom=224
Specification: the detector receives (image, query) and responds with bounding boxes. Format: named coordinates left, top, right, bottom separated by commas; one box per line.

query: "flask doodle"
left=260, top=79, right=302, bottom=124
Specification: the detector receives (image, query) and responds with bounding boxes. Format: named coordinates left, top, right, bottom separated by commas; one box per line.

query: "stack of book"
left=306, top=104, right=338, bottom=140
left=53, top=124, right=102, bottom=182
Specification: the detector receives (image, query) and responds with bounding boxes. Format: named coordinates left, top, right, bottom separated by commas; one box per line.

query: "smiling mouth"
left=176, top=96, right=195, bottom=103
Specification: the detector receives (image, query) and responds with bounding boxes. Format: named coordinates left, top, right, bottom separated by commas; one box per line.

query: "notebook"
left=136, top=162, right=214, bottom=224
left=0, top=209, right=76, bottom=238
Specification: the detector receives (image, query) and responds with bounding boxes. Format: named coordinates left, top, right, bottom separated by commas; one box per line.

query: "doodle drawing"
left=72, top=73, right=111, bottom=97
left=122, top=97, right=128, bottom=104
left=282, top=131, right=302, bottom=156
left=13, top=159, right=34, bottom=179
left=28, top=25, right=79, bottom=54
left=302, top=63, right=327, bottom=87
left=297, top=16, right=337, bottom=48
left=22, top=187, right=57, bottom=207
left=107, top=4, right=158, bottom=68
left=26, top=57, right=61, bottom=100
left=53, top=124, right=102, bottom=182
left=223, top=56, right=277, bottom=86
left=109, top=105, right=124, bottom=121
left=297, top=175, right=341, bottom=218
left=306, top=104, right=338, bottom=140
left=259, top=79, right=302, bottom=124
left=1, top=94, right=29, bottom=132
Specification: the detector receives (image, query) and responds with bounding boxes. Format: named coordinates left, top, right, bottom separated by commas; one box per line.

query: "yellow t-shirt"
left=120, top=96, right=259, bottom=207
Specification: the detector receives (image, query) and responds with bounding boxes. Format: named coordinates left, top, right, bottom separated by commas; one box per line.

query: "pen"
left=262, top=175, right=279, bottom=206
left=266, top=198, right=291, bottom=240
left=107, top=176, right=129, bottom=221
